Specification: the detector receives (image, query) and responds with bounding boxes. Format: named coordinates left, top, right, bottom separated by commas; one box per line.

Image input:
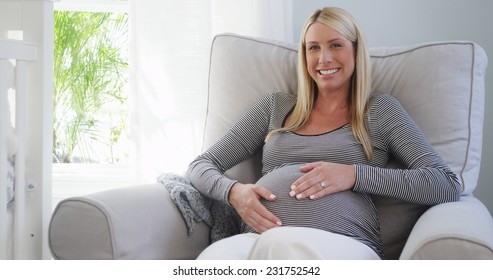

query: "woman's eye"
left=308, top=45, right=319, bottom=51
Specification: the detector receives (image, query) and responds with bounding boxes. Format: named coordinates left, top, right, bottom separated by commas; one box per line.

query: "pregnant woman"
left=186, top=7, right=461, bottom=259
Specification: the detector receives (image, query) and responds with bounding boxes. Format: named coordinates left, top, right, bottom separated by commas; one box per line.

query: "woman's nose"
left=319, top=49, right=332, bottom=64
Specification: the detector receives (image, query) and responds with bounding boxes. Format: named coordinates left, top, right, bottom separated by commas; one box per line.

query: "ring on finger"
left=320, top=181, right=327, bottom=189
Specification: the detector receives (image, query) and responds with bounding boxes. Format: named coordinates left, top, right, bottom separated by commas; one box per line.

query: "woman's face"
left=304, top=22, right=356, bottom=96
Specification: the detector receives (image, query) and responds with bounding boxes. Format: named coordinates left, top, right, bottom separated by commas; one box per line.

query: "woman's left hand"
left=290, top=161, right=356, bottom=200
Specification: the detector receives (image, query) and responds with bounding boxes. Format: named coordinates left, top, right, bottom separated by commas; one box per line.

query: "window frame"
left=54, top=0, right=128, bottom=13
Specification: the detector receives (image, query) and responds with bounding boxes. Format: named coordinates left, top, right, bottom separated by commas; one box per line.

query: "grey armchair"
left=49, top=34, right=493, bottom=260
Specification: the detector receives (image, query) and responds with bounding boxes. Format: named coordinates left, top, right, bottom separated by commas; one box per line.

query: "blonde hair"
left=266, top=7, right=373, bottom=159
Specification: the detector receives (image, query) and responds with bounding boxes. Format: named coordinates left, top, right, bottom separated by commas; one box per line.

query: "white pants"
left=197, top=227, right=381, bottom=260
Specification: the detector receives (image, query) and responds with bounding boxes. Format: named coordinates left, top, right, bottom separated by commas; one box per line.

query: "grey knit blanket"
left=157, top=173, right=240, bottom=243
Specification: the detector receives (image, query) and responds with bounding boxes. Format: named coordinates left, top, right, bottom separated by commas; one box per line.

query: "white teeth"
left=319, top=69, right=338, bottom=75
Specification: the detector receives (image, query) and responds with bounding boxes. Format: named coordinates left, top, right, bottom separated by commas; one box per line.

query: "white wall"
left=293, top=0, right=493, bottom=214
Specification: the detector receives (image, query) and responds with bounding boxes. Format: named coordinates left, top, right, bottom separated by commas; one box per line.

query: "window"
left=52, top=0, right=130, bottom=205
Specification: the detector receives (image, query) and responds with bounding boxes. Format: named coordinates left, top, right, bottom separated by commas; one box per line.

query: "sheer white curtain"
left=129, top=0, right=293, bottom=183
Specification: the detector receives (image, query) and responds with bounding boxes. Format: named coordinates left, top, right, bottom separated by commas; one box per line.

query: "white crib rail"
left=0, top=38, right=37, bottom=260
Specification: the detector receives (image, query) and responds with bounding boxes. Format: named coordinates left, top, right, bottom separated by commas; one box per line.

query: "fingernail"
left=290, top=184, right=296, bottom=190
left=296, top=194, right=303, bottom=199
left=276, top=221, right=282, bottom=226
left=309, top=195, right=315, bottom=200
left=270, top=194, right=276, bottom=199
left=289, top=191, right=296, bottom=197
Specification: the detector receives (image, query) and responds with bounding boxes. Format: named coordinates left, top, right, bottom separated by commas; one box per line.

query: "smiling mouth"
left=318, top=68, right=339, bottom=75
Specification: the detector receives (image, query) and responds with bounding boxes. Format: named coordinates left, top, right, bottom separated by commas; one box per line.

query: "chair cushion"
left=370, top=42, right=487, bottom=195
left=205, top=34, right=487, bottom=259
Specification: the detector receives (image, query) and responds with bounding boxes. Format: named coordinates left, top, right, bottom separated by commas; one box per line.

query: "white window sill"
left=52, top=163, right=133, bottom=208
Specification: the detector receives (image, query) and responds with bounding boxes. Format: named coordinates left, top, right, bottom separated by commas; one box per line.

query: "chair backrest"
left=204, top=33, right=487, bottom=259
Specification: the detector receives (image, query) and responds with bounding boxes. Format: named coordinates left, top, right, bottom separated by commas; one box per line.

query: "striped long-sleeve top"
left=186, top=92, right=461, bottom=258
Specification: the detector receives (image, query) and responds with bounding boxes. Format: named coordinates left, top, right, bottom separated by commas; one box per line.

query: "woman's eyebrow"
left=306, top=38, right=345, bottom=45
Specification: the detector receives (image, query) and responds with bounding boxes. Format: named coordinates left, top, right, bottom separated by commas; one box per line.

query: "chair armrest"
left=49, top=183, right=210, bottom=259
left=400, top=195, right=493, bottom=259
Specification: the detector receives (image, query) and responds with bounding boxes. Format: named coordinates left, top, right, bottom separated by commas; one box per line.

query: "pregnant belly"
left=241, top=163, right=379, bottom=240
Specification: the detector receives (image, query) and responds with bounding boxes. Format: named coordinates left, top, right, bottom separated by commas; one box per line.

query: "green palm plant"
left=53, top=11, right=128, bottom=163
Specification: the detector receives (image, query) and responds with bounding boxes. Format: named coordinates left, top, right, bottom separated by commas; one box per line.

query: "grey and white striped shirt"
left=187, top=92, right=461, bottom=258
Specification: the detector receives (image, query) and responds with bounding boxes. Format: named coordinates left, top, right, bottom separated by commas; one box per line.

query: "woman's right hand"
left=228, top=183, right=282, bottom=233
